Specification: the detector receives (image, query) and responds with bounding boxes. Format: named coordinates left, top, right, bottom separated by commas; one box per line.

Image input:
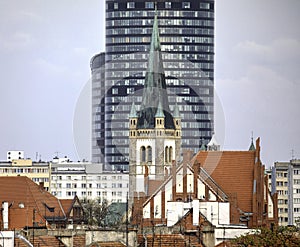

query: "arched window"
left=165, top=146, right=168, bottom=162
left=169, top=146, right=173, bottom=162
left=147, top=146, right=152, bottom=162
left=141, top=146, right=146, bottom=162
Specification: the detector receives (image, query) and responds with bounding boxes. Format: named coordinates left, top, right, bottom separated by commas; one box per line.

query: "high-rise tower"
left=92, top=0, right=214, bottom=170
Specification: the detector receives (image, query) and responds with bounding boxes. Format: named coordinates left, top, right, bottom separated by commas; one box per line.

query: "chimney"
left=2, top=201, right=9, bottom=230
left=39, top=182, right=45, bottom=190
left=183, top=149, right=193, bottom=163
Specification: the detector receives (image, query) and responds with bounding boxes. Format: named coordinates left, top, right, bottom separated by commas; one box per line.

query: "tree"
left=81, top=198, right=109, bottom=227
left=230, top=226, right=300, bottom=247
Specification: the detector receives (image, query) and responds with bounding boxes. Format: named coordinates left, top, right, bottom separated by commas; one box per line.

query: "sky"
left=0, top=0, right=299, bottom=166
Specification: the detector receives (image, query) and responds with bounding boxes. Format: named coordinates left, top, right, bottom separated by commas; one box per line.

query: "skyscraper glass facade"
left=92, top=0, right=214, bottom=170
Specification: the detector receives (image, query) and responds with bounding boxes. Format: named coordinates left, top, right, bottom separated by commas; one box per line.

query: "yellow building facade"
left=0, top=159, right=51, bottom=191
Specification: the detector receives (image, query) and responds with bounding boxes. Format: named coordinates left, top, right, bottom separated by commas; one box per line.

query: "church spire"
left=137, top=7, right=174, bottom=130
left=249, top=132, right=256, bottom=151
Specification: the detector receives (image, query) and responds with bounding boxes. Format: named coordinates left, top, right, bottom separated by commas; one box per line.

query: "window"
left=127, top=2, right=135, bottom=9
left=81, top=183, right=86, bottom=188
left=145, top=2, right=154, bottom=9
left=200, top=3, right=210, bottom=9
left=294, top=179, right=300, bottom=184
left=182, top=2, right=190, bottom=9
left=294, top=170, right=300, bottom=175
left=141, top=146, right=146, bottom=162
left=147, top=146, right=152, bottom=162
left=114, top=3, right=118, bottom=9
left=165, top=2, right=171, bottom=8
left=66, top=183, right=71, bottom=189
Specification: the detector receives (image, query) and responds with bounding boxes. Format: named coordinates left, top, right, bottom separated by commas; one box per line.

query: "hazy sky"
left=0, top=0, right=299, bottom=166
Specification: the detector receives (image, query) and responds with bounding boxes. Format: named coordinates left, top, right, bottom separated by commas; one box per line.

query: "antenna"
left=291, top=149, right=295, bottom=160
left=251, top=131, right=254, bottom=142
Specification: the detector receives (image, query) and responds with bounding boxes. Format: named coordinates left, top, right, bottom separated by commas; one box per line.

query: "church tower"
left=129, top=9, right=181, bottom=205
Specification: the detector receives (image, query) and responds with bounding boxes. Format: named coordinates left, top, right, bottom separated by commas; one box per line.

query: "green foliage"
left=81, top=198, right=109, bottom=227
left=230, top=226, right=300, bottom=247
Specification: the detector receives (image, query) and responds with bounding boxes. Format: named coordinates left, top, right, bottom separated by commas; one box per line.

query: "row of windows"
left=277, top=190, right=288, bottom=195
left=109, top=2, right=211, bottom=10
left=106, top=52, right=213, bottom=62
left=278, top=199, right=288, bottom=204
left=105, top=105, right=212, bottom=118
left=107, top=61, right=213, bottom=73
left=294, top=198, right=300, bottom=204
left=52, top=175, right=127, bottom=181
left=55, top=191, right=124, bottom=198
left=0, top=168, right=48, bottom=173
left=107, top=26, right=213, bottom=36
left=182, top=122, right=212, bottom=129
left=53, top=183, right=128, bottom=189
left=277, top=172, right=288, bottom=177
left=32, top=177, right=49, bottom=182
left=107, top=19, right=214, bottom=28
left=182, top=130, right=212, bottom=138
left=107, top=10, right=214, bottom=19
left=106, top=44, right=213, bottom=54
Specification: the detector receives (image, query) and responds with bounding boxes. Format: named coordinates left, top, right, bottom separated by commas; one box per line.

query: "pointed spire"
left=200, top=138, right=206, bottom=151
left=129, top=102, right=138, bottom=118
left=137, top=7, right=175, bottom=130
left=249, top=132, right=255, bottom=151
left=155, top=100, right=165, bottom=118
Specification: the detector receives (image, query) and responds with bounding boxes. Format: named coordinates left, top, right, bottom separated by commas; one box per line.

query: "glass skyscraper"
left=92, top=0, right=215, bottom=171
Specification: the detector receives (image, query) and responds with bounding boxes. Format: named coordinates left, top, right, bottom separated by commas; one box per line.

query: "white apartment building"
left=50, top=159, right=129, bottom=203
left=271, top=159, right=300, bottom=226
left=288, top=159, right=300, bottom=226
left=271, top=162, right=289, bottom=226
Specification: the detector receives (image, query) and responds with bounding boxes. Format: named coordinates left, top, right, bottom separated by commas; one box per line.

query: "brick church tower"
left=129, top=9, right=181, bottom=206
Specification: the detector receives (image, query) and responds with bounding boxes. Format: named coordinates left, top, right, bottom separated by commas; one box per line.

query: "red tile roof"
left=0, top=176, right=66, bottom=230
left=194, top=151, right=256, bottom=213
left=15, top=235, right=66, bottom=247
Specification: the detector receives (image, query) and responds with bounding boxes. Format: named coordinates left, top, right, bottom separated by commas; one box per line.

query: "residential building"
left=290, top=159, right=300, bottom=226
left=271, top=159, right=300, bottom=226
left=271, top=162, right=289, bottom=226
left=50, top=160, right=129, bottom=203
left=92, top=0, right=215, bottom=170
left=0, top=158, right=51, bottom=191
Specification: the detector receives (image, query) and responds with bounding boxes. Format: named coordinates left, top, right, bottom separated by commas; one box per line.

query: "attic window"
left=43, top=203, right=55, bottom=212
